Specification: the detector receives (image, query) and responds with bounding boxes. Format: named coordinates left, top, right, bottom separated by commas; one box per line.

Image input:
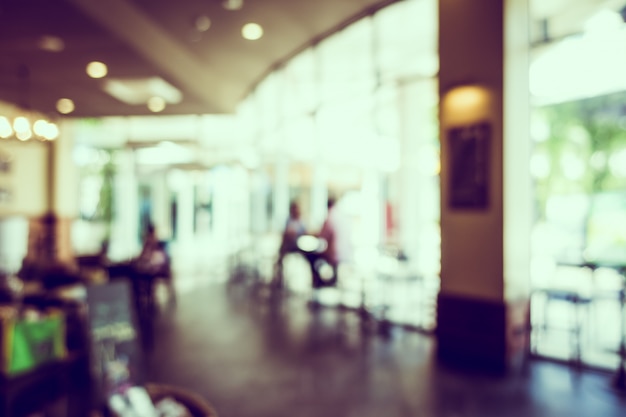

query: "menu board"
left=447, top=122, right=491, bottom=209
left=85, top=280, right=144, bottom=405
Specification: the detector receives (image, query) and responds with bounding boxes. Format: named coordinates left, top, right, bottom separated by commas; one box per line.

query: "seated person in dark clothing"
left=130, top=223, right=174, bottom=313
left=273, top=201, right=307, bottom=288
left=301, top=197, right=352, bottom=289
left=280, top=202, right=306, bottom=255
left=135, top=223, right=170, bottom=277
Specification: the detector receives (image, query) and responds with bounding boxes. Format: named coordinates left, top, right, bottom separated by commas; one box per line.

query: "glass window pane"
left=282, top=49, right=318, bottom=117
left=374, top=0, right=438, bottom=82
left=318, top=17, right=376, bottom=104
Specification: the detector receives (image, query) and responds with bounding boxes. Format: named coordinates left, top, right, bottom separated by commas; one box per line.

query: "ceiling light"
left=242, top=23, right=263, bottom=40
left=38, top=36, right=64, bottom=52
left=0, top=117, right=12, bottom=139
left=222, top=0, right=243, bottom=11
left=33, top=120, right=59, bottom=140
left=86, top=61, right=108, bottom=79
left=56, top=98, right=75, bottom=114
left=0, top=65, right=60, bottom=142
left=0, top=113, right=59, bottom=142
left=147, top=97, right=166, bottom=113
left=194, top=15, right=211, bottom=32
left=102, top=77, right=182, bottom=106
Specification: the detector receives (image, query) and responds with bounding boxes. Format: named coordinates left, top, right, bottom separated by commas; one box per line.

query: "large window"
left=238, top=0, right=440, bottom=330
left=529, top=7, right=626, bottom=369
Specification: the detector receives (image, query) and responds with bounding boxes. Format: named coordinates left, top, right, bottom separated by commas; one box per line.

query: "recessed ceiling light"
left=195, top=15, right=211, bottom=32
left=86, top=61, right=108, bottom=79
left=102, top=77, right=182, bottom=105
left=33, top=120, right=59, bottom=141
left=242, top=23, right=263, bottom=40
left=222, top=0, right=243, bottom=11
left=38, top=36, right=64, bottom=52
left=147, top=97, right=166, bottom=113
left=56, top=98, right=75, bottom=114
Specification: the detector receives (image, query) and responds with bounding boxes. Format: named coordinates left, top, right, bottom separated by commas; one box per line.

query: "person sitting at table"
left=273, top=201, right=307, bottom=288
left=132, top=223, right=174, bottom=311
left=307, top=196, right=353, bottom=289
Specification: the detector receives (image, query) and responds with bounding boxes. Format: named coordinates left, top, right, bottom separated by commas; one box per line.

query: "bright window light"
left=560, top=152, right=585, bottom=180
left=0, top=116, right=12, bottom=138
left=531, top=115, right=550, bottom=142
left=584, top=9, right=623, bottom=36
left=530, top=27, right=626, bottom=103
left=530, top=152, right=550, bottom=179
left=590, top=151, right=607, bottom=171
left=608, top=149, right=626, bottom=177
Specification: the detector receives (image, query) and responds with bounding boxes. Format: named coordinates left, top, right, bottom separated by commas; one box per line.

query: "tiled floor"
left=145, top=273, right=626, bottom=417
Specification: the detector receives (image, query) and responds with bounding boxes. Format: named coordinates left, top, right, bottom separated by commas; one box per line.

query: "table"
left=558, top=261, right=626, bottom=390
left=611, top=266, right=626, bottom=390
left=0, top=353, right=91, bottom=417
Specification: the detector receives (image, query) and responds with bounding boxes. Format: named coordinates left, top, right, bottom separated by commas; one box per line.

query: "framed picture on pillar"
left=447, top=122, right=490, bottom=209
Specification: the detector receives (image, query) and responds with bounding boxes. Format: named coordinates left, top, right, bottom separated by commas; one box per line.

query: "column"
left=397, top=79, right=439, bottom=268
left=175, top=170, right=195, bottom=249
left=16, top=119, right=79, bottom=277
left=361, top=169, right=382, bottom=250
left=1, top=140, right=50, bottom=276
left=51, top=120, right=78, bottom=263
left=109, top=149, right=140, bottom=260
left=150, top=171, right=171, bottom=239
left=437, top=0, right=531, bottom=372
left=309, top=163, right=328, bottom=231
left=272, top=159, right=289, bottom=232
left=250, top=169, right=269, bottom=235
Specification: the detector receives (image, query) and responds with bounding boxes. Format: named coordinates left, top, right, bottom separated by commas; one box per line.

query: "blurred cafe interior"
left=1, top=0, right=626, bottom=416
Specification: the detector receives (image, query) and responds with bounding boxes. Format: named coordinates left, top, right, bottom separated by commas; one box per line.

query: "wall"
left=0, top=141, right=48, bottom=217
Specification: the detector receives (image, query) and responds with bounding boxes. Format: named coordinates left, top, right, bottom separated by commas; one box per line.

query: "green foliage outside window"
left=533, top=91, right=626, bottom=262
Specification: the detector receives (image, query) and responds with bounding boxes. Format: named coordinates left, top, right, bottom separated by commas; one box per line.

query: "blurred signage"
left=447, top=122, right=491, bottom=209
left=86, top=280, right=144, bottom=406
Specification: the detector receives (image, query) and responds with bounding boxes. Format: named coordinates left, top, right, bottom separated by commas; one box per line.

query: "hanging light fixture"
left=0, top=65, right=59, bottom=142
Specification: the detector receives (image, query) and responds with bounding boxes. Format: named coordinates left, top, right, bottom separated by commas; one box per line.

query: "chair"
left=531, top=264, right=594, bottom=365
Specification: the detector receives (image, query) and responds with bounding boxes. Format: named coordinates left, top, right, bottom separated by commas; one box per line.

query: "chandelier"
left=0, top=65, right=59, bottom=142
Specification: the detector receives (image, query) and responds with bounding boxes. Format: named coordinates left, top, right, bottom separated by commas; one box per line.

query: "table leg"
left=613, top=287, right=626, bottom=390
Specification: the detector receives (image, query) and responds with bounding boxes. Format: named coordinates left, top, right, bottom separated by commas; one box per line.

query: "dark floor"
left=145, top=279, right=626, bottom=417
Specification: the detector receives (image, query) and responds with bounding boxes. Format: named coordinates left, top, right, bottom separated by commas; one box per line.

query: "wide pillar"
left=272, top=159, right=290, bottom=232
left=437, top=0, right=531, bottom=372
left=9, top=119, right=79, bottom=279
left=109, top=149, right=140, bottom=260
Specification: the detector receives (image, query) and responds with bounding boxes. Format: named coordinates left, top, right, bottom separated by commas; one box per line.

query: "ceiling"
left=0, top=0, right=398, bottom=119
left=0, top=0, right=623, bottom=120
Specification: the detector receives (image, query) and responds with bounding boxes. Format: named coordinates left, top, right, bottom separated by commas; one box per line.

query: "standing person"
left=310, top=196, right=352, bottom=289
left=273, top=201, right=307, bottom=288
